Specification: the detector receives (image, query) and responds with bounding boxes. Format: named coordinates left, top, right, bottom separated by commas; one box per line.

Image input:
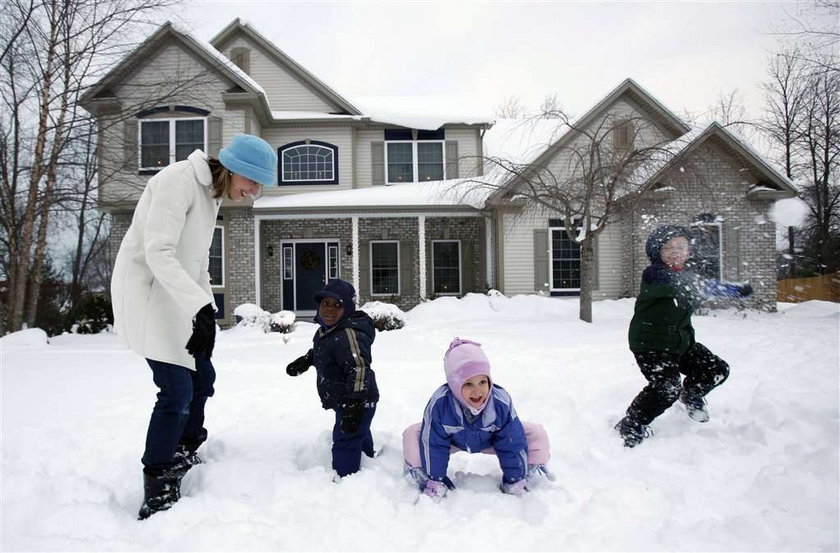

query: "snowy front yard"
left=2, top=295, right=838, bottom=552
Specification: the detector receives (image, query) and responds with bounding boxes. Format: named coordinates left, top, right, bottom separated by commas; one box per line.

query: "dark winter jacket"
left=419, top=384, right=528, bottom=484
left=312, top=311, right=379, bottom=410
left=629, top=225, right=750, bottom=356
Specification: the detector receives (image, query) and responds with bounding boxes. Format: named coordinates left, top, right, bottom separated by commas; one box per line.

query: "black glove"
left=739, top=284, right=754, bottom=297
left=185, top=303, right=216, bottom=359
left=286, top=349, right=314, bottom=376
left=339, top=401, right=365, bottom=434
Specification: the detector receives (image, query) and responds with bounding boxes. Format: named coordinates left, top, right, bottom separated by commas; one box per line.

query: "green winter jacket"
left=628, top=264, right=702, bottom=356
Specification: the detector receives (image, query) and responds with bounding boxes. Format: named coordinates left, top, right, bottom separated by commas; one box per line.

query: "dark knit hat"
left=314, top=279, right=357, bottom=315
left=645, top=225, right=691, bottom=262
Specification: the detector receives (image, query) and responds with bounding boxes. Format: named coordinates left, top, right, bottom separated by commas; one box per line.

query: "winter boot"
left=137, top=466, right=187, bottom=520
left=526, top=464, right=557, bottom=486
left=175, top=444, right=204, bottom=467
left=679, top=390, right=710, bottom=423
left=615, top=416, right=652, bottom=448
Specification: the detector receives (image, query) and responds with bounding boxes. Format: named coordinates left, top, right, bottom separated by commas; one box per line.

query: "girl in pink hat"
left=402, top=338, right=553, bottom=499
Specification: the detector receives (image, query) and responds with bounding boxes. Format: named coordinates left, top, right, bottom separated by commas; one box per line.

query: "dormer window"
left=230, top=47, right=250, bottom=74
left=385, top=129, right=445, bottom=183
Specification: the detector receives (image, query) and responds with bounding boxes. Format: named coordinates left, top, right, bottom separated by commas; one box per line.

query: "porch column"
left=418, top=215, right=426, bottom=299
left=351, top=216, right=360, bottom=295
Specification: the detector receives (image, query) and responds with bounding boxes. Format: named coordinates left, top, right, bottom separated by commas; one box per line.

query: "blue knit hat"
left=219, top=134, right=277, bottom=185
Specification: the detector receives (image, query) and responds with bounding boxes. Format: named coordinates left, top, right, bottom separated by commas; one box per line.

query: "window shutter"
left=445, top=141, right=459, bottom=179
left=207, top=116, right=222, bottom=157
left=124, top=119, right=138, bottom=171
left=462, top=241, right=473, bottom=294
left=371, top=142, right=384, bottom=185
left=533, top=229, right=550, bottom=292
left=399, top=240, right=413, bottom=297
left=358, top=240, right=370, bottom=298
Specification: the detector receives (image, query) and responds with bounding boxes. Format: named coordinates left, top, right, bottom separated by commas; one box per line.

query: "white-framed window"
left=280, top=141, right=338, bottom=184
left=549, top=219, right=582, bottom=291
left=328, top=245, right=339, bottom=279
left=139, top=117, right=206, bottom=170
left=209, top=226, right=224, bottom=286
left=384, top=129, right=445, bottom=184
left=432, top=240, right=461, bottom=295
left=370, top=241, right=400, bottom=296
left=689, top=218, right=723, bottom=280
left=283, top=246, right=293, bottom=280
left=386, top=141, right=444, bottom=183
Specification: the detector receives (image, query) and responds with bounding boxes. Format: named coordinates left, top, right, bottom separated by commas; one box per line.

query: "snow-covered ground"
left=2, top=295, right=838, bottom=552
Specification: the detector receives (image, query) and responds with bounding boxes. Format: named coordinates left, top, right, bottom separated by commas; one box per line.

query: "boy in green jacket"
left=616, top=225, right=753, bottom=447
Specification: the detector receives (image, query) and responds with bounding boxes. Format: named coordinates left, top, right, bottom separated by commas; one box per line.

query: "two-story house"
left=81, top=19, right=795, bottom=325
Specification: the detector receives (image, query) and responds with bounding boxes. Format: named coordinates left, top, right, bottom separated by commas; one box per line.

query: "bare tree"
left=798, top=68, right=840, bottom=273
left=762, top=2, right=840, bottom=277
left=0, top=0, right=223, bottom=333
left=495, top=95, right=526, bottom=119
left=473, top=110, right=688, bottom=323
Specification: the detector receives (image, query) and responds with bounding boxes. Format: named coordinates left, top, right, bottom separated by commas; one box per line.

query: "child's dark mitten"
left=739, top=283, right=754, bottom=297
left=340, top=401, right=365, bottom=434
left=286, top=349, right=314, bottom=376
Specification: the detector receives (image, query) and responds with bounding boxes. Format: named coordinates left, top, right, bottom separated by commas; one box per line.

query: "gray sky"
left=172, top=1, right=813, bottom=121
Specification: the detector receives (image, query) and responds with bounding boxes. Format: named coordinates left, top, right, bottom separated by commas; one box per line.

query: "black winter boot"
left=137, top=466, right=186, bottom=520
left=615, top=416, right=652, bottom=448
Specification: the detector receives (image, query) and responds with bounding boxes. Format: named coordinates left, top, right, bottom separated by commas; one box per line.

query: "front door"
left=295, top=242, right=326, bottom=313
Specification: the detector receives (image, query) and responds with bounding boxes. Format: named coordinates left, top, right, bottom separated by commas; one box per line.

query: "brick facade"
left=258, top=214, right=485, bottom=313
left=621, top=141, right=777, bottom=310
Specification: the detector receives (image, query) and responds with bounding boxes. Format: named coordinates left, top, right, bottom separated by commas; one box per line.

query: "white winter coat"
left=111, top=150, right=221, bottom=369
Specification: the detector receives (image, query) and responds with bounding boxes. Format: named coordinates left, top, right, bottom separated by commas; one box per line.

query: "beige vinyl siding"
left=99, top=40, right=237, bottom=205
left=594, top=221, right=623, bottom=299
left=500, top=206, right=550, bottom=295
left=261, top=127, right=353, bottom=194
left=354, top=128, right=483, bottom=188
left=442, top=128, right=483, bottom=178
left=543, top=99, right=669, bottom=183
left=355, top=129, right=383, bottom=187
left=221, top=37, right=335, bottom=112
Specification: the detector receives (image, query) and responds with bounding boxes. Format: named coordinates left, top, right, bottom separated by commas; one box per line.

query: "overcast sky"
left=171, top=1, right=822, bottom=122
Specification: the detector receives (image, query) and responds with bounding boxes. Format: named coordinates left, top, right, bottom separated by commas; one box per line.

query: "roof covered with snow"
left=255, top=178, right=493, bottom=212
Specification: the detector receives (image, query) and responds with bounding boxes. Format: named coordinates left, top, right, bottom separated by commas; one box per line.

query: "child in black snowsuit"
left=286, top=279, right=379, bottom=477
left=616, top=225, right=753, bottom=447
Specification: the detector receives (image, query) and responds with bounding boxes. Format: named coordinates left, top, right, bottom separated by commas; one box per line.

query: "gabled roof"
left=486, top=78, right=692, bottom=203
left=80, top=22, right=264, bottom=112
left=633, top=121, right=797, bottom=198
left=210, top=18, right=361, bottom=116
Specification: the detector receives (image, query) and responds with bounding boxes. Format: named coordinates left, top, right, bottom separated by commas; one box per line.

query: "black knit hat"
left=645, top=225, right=691, bottom=262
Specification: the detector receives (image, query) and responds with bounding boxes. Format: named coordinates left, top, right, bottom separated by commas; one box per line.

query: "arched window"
left=280, top=141, right=338, bottom=185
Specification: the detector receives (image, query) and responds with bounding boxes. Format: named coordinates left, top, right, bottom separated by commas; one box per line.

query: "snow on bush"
left=0, top=328, right=49, bottom=347
left=233, top=304, right=296, bottom=333
left=360, top=301, right=406, bottom=331
left=270, top=310, right=296, bottom=333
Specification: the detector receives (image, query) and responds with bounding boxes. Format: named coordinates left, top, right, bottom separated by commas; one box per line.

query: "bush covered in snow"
left=269, top=310, right=296, bottom=333
left=359, top=301, right=405, bottom=331
left=233, top=304, right=296, bottom=333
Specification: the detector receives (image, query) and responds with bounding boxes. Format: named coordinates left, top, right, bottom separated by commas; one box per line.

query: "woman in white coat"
left=111, top=134, right=277, bottom=520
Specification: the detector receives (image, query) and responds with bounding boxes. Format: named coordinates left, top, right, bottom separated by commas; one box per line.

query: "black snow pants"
left=626, top=342, right=730, bottom=426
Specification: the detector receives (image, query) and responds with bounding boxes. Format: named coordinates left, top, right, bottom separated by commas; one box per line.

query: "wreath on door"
left=301, top=250, right=322, bottom=271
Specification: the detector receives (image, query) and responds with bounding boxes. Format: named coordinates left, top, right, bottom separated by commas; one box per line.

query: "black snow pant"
left=625, top=342, right=730, bottom=426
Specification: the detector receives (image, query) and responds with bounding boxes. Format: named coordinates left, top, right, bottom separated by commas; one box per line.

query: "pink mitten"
left=423, top=479, right=448, bottom=500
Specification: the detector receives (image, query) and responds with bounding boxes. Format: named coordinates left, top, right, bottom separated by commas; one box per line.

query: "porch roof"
left=254, top=178, right=493, bottom=211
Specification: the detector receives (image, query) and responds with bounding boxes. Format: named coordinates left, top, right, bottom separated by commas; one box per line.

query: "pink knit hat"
left=444, top=338, right=492, bottom=412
